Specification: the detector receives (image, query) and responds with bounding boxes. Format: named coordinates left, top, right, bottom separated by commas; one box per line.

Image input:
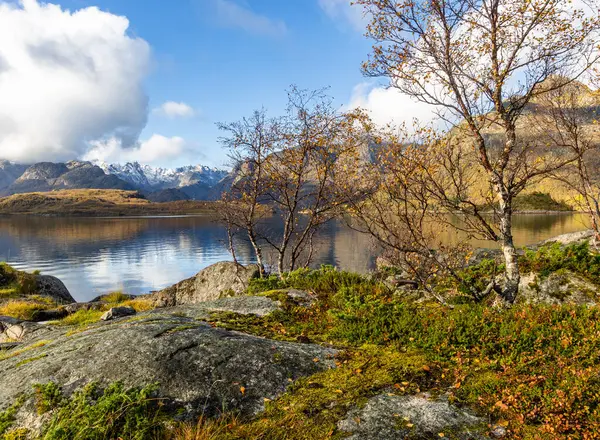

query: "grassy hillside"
left=0, top=189, right=219, bottom=216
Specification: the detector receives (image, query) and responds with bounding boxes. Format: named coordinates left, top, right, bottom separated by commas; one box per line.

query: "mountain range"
left=0, top=160, right=230, bottom=202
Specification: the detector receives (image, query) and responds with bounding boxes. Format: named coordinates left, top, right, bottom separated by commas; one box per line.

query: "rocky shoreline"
left=0, top=230, right=598, bottom=439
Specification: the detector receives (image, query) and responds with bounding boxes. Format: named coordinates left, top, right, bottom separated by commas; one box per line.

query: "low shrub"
left=38, top=382, right=165, bottom=440
left=520, top=241, right=600, bottom=283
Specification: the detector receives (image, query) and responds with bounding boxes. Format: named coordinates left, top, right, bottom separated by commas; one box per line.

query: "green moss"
left=0, top=396, right=25, bottom=437
left=34, top=382, right=63, bottom=414
left=16, top=354, right=48, bottom=368
left=223, top=346, right=443, bottom=439
left=520, top=241, right=600, bottom=284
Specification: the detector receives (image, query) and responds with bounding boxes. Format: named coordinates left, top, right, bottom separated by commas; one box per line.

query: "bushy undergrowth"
left=0, top=263, right=39, bottom=297
left=521, top=242, right=600, bottom=283
left=34, top=382, right=164, bottom=440
left=214, top=263, right=600, bottom=438
left=449, top=242, right=600, bottom=301
left=4, top=254, right=600, bottom=438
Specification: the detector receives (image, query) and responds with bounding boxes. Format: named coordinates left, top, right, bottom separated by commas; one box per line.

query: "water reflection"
left=0, top=213, right=590, bottom=301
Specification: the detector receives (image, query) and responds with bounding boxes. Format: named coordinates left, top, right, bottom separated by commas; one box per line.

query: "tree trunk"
left=248, top=231, right=265, bottom=277
left=498, top=192, right=519, bottom=304
left=277, top=252, right=285, bottom=279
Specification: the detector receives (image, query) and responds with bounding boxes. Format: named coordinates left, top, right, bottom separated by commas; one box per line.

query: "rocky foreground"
left=1, top=231, right=600, bottom=438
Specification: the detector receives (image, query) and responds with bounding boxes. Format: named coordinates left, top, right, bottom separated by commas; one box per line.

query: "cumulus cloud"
left=214, top=0, right=287, bottom=36
left=154, top=101, right=195, bottom=118
left=318, top=0, right=367, bottom=32
left=83, top=135, right=188, bottom=166
left=347, top=83, right=440, bottom=130
left=0, top=0, right=151, bottom=163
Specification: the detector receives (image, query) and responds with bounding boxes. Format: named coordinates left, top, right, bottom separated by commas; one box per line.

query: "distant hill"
left=0, top=189, right=219, bottom=216
left=2, top=161, right=134, bottom=196
left=0, top=160, right=232, bottom=201
left=0, top=160, right=28, bottom=193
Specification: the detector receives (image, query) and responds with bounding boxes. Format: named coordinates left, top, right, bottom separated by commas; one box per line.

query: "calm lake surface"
left=0, top=213, right=590, bottom=302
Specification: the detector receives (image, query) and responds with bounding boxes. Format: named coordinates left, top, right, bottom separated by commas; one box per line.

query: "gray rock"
left=338, top=394, right=488, bottom=439
left=5, top=324, right=25, bottom=340
left=283, top=289, right=317, bottom=307
left=152, top=262, right=260, bottom=307
left=0, top=307, right=336, bottom=430
left=0, top=315, right=22, bottom=331
left=490, top=425, right=508, bottom=438
left=31, top=308, right=69, bottom=322
left=90, top=293, right=137, bottom=303
left=147, top=296, right=281, bottom=321
left=35, top=275, right=75, bottom=304
left=1, top=321, right=43, bottom=342
left=541, top=230, right=595, bottom=246
left=518, top=270, right=599, bottom=305
left=198, top=296, right=280, bottom=317
left=64, top=302, right=106, bottom=314
left=0, top=342, right=20, bottom=350
left=100, top=306, right=136, bottom=321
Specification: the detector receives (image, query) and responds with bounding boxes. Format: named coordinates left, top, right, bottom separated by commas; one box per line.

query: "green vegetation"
left=513, top=191, right=573, bottom=212
left=479, top=191, right=573, bottom=212
left=219, top=347, right=443, bottom=439
left=0, top=397, right=25, bottom=438
left=0, top=261, right=153, bottom=325
left=521, top=242, right=600, bottom=283
left=3, top=249, right=600, bottom=438
left=206, top=262, right=600, bottom=438
left=0, top=263, right=59, bottom=319
left=49, top=297, right=154, bottom=328
left=33, top=382, right=164, bottom=440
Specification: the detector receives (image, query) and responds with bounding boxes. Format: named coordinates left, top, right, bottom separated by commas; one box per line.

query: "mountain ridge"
left=0, top=160, right=231, bottom=201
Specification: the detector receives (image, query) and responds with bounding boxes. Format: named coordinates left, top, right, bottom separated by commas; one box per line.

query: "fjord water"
left=0, top=213, right=590, bottom=302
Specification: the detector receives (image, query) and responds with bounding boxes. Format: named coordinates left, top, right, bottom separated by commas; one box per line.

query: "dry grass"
left=0, top=340, right=51, bottom=361
left=0, top=189, right=219, bottom=216
left=0, top=300, right=55, bottom=320
left=165, top=416, right=241, bottom=440
left=121, top=298, right=154, bottom=312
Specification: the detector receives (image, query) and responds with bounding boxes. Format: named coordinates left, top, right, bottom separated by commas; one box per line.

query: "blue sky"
left=0, top=0, right=424, bottom=168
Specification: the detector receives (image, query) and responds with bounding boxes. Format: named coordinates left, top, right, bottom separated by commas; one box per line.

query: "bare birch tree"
left=217, top=109, right=279, bottom=277
left=219, top=88, right=368, bottom=277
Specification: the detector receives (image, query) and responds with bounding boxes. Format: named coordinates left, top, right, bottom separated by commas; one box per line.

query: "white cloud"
left=215, top=0, right=287, bottom=36
left=318, top=0, right=366, bottom=32
left=83, top=135, right=187, bottom=166
left=154, top=101, right=195, bottom=118
left=0, top=0, right=150, bottom=163
left=347, top=83, right=440, bottom=130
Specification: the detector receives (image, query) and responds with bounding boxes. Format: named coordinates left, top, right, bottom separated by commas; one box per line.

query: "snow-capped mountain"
left=0, top=159, right=231, bottom=201
left=96, top=162, right=229, bottom=191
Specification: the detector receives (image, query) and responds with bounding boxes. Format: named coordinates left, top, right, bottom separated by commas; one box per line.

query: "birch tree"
left=357, top=0, right=600, bottom=303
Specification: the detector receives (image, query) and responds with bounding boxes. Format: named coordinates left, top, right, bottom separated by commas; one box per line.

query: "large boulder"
left=152, top=262, right=260, bottom=307
left=517, top=270, right=600, bottom=305
left=35, top=275, right=75, bottom=304
left=541, top=230, right=595, bottom=246
left=338, top=394, right=489, bottom=439
left=0, top=306, right=336, bottom=432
